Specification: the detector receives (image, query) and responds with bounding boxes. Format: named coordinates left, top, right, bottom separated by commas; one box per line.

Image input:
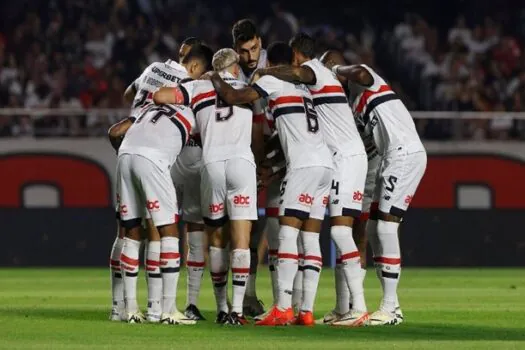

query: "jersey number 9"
left=303, top=98, right=319, bottom=133
left=215, top=96, right=233, bottom=122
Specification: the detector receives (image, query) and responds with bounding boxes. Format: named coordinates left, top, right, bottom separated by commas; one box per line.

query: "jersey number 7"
left=216, top=96, right=233, bottom=122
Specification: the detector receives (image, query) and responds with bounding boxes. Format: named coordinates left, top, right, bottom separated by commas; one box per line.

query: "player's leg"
left=369, top=151, right=427, bottom=326
left=330, top=154, right=369, bottom=327
left=136, top=155, right=195, bottom=325
left=117, top=154, right=145, bottom=323
left=201, top=161, right=230, bottom=323
left=243, top=216, right=265, bottom=317
left=224, top=158, right=258, bottom=325
left=293, top=167, right=331, bottom=326
left=144, top=218, right=162, bottom=323
left=257, top=168, right=320, bottom=326
left=109, top=211, right=125, bottom=321
left=181, top=169, right=206, bottom=320
left=292, top=232, right=304, bottom=312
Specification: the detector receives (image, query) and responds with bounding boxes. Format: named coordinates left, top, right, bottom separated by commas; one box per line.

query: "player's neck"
left=241, top=65, right=256, bottom=77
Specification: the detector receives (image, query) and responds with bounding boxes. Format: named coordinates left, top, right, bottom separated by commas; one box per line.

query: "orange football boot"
left=255, top=305, right=294, bottom=326
left=294, top=311, right=315, bottom=326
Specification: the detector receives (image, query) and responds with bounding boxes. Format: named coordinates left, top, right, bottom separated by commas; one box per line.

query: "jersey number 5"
left=303, top=98, right=319, bottom=133
left=215, top=97, right=233, bottom=122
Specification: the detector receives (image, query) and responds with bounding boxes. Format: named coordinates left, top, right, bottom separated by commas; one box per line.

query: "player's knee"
left=279, top=213, right=304, bottom=229
left=330, top=215, right=354, bottom=227
left=187, top=222, right=204, bottom=232
left=302, top=218, right=323, bottom=233
left=157, top=223, right=179, bottom=238
left=203, top=216, right=228, bottom=228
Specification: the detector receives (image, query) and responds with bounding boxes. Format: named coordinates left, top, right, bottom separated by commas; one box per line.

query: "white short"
left=362, top=154, right=381, bottom=214
left=266, top=180, right=281, bottom=217
left=171, top=159, right=203, bottom=224
left=279, top=167, right=332, bottom=220
left=329, top=153, right=367, bottom=218
left=200, top=158, right=258, bottom=225
left=373, top=150, right=427, bottom=217
left=117, top=154, right=178, bottom=227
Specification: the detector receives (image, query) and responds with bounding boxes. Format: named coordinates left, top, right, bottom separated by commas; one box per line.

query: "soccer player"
left=255, top=33, right=369, bottom=326
left=112, top=45, right=211, bottom=324
left=208, top=42, right=333, bottom=326
left=327, top=60, right=427, bottom=326
left=109, top=96, right=197, bottom=325
left=232, top=18, right=271, bottom=316
left=153, top=48, right=260, bottom=326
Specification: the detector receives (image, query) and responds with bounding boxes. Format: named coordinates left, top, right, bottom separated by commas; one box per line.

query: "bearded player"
left=232, top=18, right=275, bottom=317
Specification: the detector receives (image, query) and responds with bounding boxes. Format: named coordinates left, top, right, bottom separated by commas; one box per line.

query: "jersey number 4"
left=215, top=96, right=233, bottom=122
left=303, top=98, right=319, bottom=133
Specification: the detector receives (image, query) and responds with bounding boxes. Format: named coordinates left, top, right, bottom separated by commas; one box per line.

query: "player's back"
left=352, top=64, right=424, bottom=155
left=302, top=58, right=365, bottom=157
left=263, top=78, right=333, bottom=170
left=180, top=74, right=254, bottom=165
left=119, top=103, right=195, bottom=170
left=131, top=60, right=189, bottom=118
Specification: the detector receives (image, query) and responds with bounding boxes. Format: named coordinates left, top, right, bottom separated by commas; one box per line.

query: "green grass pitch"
left=0, top=268, right=524, bottom=349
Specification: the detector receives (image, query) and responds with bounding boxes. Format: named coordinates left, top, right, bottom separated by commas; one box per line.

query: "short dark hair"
left=182, top=44, right=214, bottom=71
left=232, top=19, right=258, bottom=45
left=267, top=42, right=293, bottom=65
left=289, top=33, right=315, bottom=59
left=181, top=37, right=202, bottom=46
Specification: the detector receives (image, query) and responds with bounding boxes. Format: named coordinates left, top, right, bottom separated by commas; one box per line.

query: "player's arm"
left=152, top=85, right=190, bottom=105
left=108, top=117, right=135, bottom=151
left=123, top=82, right=137, bottom=105
left=209, top=72, right=260, bottom=105
left=331, top=65, right=373, bottom=87
left=255, top=65, right=316, bottom=85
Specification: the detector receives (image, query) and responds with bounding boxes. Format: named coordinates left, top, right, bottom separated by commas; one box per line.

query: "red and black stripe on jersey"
left=191, top=90, right=217, bottom=114
left=268, top=96, right=306, bottom=119
left=355, top=85, right=400, bottom=125
left=310, top=85, right=348, bottom=106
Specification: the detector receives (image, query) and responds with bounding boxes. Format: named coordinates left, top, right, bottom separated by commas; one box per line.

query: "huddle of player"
left=107, top=19, right=427, bottom=327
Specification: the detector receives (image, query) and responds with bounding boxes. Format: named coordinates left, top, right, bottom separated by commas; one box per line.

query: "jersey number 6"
left=215, top=96, right=233, bottom=122
left=303, top=98, right=319, bottom=133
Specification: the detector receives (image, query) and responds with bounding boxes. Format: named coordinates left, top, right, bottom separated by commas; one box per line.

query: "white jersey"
left=119, top=103, right=195, bottom=171
left=253, top=75, right=333, bottom=170
left=130, top=60, right=189, bottom=119
left=352, top=64, right=425, bottom=155
left=178, top=72, right=254, bottom=165
left=302, top=58, right=365, bottom=156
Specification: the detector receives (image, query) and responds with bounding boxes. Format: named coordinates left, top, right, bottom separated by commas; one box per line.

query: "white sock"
left=266, top=217, right=280, bottom=304
left=110, top=237, right=124, bottom=309
left=186, top=230, right=205, bottom=307
left=276, top=225, right=300, bottom=310
left=300, top=231, right=322, bottom=313
left=331, top=225, right=366, bottom=312
left=368, top=219, right=385, bottom=291
left=160, top=236, right=180, bottom=315
left=231, top=249, right=250, bottom=314
left=245, top=248, right=258, bottom=297
left=292, top=233, right=304, bottom=310
left=146, top=241, right=162, bottom=316
left=120, top=237, right=141, bottom=313
left=209, top=246, right=229, bottom=313
left=376, top=220, right=401, bottom=313
left=334, top=250, right=350, bottom=314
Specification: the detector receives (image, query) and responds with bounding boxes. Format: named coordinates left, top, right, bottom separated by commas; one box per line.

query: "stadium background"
left=0, top=0, right=524, bottom=268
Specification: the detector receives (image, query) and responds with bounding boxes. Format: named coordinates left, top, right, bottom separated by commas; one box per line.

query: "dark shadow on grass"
left=9, top=307, right=525, bottom=341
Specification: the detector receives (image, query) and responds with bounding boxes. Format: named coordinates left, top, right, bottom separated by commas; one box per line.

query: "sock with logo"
left=120, top=237, right=141, bottom=314
left=146, top=240, right=162, bottom=319
left=160, top=236, right=181, bottom=315
left=331, top=225, right=366, bottom=312
left=334, top=249, right=350, bottom=315
left=209, top=246, right=229, bottom=313
left=110, top=237, right=124, bottom=312
left=300, top=231, right=322, bottom=313
left=231, top=248, right=251, bottom=314
left=376, top=220, right=401, bottom=313
left=276, top=225, right=300, bottom=310
left=186, top=230, right=205, bottom=307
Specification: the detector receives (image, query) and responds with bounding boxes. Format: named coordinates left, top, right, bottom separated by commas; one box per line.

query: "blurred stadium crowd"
left=0, top=0, right=524, bottom=139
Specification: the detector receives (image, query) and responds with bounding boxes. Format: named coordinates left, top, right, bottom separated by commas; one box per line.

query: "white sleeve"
left=179, top=80, right=198, bottom=106
left=301, top=60, right=322, bottom=90
left=252, top=75, right=284, bottom=99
